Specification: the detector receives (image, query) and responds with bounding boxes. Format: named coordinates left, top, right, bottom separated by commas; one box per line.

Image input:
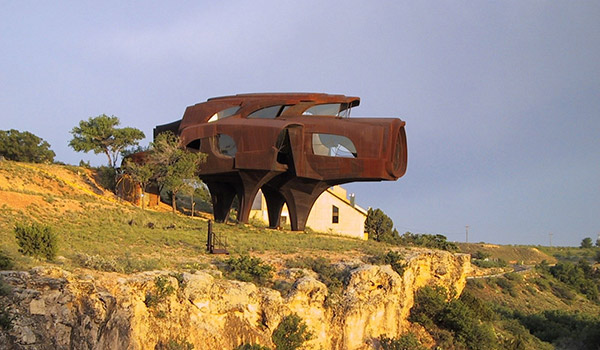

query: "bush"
left=504, top=272, right=523, bottom=282
left=96, top=166, right=117, bottom=191
left=516, top=310, right=600, bottom=350
left=235, top=344, right=271, bottom=350
left=144, top=276, right=175, bottom=309
left=472, top=258, right=508, bottom=268
left=14, top=222, right=57, bottom=260
left=380, top=333, right=427, bottom=350
left=0, top=250, right=13, bottom=270
left=0, top=305, right=12, bottom=330
left=272, top=314, right=312, bottom=350
left=369, top=251, right=407, bottom=276
left=74, top=253, right=119, bottom=272
left=155, top=338, right=194, bottom=350
left=397, top=232, right=458, bottom=252
left=409, top=285, right=498, bottom=350
left=0, top=277, right=11, bottom=297
left=285, top=256, right=349, bottom=296
left=223, top=255, right=273, bottom=285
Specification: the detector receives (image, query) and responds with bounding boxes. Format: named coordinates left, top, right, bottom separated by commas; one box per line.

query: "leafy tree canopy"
left=365, top=208, right=395, bottom=243
left=147, top=131, right=206, bottom=212
left=0, top=129, right=55, bottom=163
left=69, top=114, right=145, bottom=168
left=580, top=237, right=593, bottom=249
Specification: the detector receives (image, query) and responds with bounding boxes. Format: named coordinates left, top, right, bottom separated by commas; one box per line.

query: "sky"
left=2, top=1, right=599, bottom=246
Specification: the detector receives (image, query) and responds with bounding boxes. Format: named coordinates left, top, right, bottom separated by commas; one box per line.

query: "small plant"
left=144, top=275, right=175, bottom=308
left=0, top=250, right=13, bottom=270
left=0, top=305, right=12, bottom=330
left=272, top=313, right=312, bottom=350
left=380, top=333, right=427, bottom=350
left=285, top=256, right=350, bottom=297
left=369, top=251, right=407, bottom=276
left=170, top=272, right=186, bottom=290
left=14, top=222, right=58, bottom=260
left=235, top=344, right=271, bottom=350
left=0, top=277, right=11, bottom=296
left=155, top=337, right=194, bottom=350
left=223, top=255, right=273, bottom=285
left=74, top=253, right=119, bottom=272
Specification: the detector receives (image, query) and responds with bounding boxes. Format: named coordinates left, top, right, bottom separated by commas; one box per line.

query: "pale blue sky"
left=2, top=1, right=599, bottom=246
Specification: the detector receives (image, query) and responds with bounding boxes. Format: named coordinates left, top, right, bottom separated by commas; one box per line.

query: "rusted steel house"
left=153, top=92, right=407, bottom=231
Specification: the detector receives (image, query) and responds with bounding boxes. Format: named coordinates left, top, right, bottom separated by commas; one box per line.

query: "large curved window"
left=312, top=134, right=357, bottom=158
left=302, top=103, right=350, bottom=117
left=247, top=105, right=290, bottom=119
left=208, top=106, right=240, bottom=123
left=217, top=134, right=237, bottom=157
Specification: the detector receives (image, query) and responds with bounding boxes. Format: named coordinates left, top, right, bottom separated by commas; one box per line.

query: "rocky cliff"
left=0, top=250, right=470, bottom=350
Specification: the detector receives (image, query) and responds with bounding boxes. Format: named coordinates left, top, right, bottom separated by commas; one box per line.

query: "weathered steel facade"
left=154, top=93, right=407, bottom=231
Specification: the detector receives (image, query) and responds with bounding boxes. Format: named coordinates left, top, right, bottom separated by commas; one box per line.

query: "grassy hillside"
left=2, top=160, right=600, bottom=349
left=457, top=242, right=556, bottom=265
left=0, top=161, right=398, bottom=272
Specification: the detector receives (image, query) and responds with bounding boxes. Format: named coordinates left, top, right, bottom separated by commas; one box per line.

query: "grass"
left=0, top=161, right=396, bottom=272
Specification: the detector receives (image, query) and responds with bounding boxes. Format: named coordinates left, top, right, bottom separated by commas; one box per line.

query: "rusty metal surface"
left=154, top=93, right=407, bottom=231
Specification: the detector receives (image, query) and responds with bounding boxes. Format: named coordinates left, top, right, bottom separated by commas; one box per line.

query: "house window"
left=247, top=105, right=290, bottom=119
left=312, top=133, right=357, bottom=158
left=217, top=134, right=237, bottom=157
left=208, top=106, right=240, bottom=123
left=332, top=205, right=339, bottom=224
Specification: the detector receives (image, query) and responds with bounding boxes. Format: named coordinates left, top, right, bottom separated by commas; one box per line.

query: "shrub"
left=504, top=272, right=523, bottom=282
left=380, top=333, right=427, bottom=350
left=409, top=285, right=498, bottom=350
left=472, top=258, right=508, bottom=268
left=369, top=251, right=407, bottom=276
left=0, top=305, right=12, bottom=330
left=74, top=253, right=119, bottom=272
left=516, top=310, right=600, bottom=350
left=14, top=222, right=57, bottom=260
left=0, top=277, right=10, bottom=296
left=96, top=165, right=117, bottom=191
left=272, top=313, right=312, bottom=350
left=0, top=250, right=13, bottom=270
left=397, top=232, right=458, bottom=251
left=472, top=250, right=491, bottom=260
left=285, top=256, right=349, bottom=296
left=235, top=344, right=271, bottom=350
left=144, top=276, right=175, bottom=308
left=467, top=278, right=485, bottom=289
left=223, top=255, right=273, bottom=285
left=155, top=338, right=194, bottom=350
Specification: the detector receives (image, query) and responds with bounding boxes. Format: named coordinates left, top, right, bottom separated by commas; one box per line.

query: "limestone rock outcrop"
left=0, top=250, right=470, bottom=350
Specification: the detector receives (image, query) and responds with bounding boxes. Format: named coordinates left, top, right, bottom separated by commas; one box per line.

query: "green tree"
left=121, top=158, right=154, bottom=209
left=580, top=237, right=593, bottom=249
left=365, top=208, right=395, bottom=243
left=149, top=132, right=206, bottom=213
left=69, top=114, right=145, bottom=168
left=0, top=129, right=55, bottom=163
left=14, top=223, right=57, bottom=260
left=272, top=313, right=312, bottom=350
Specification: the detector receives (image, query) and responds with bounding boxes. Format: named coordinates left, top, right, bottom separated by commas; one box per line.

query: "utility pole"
left=465, top=225, right=469, bottom=243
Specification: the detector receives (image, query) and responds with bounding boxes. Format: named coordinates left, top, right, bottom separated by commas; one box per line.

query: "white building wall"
left=250, top=186, right=367, bottom=240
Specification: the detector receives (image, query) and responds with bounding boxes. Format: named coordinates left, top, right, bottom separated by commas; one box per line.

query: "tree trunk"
left=171, top=191, right=177, bottom=213
left=140, top=185, right=145, bottom=210
left=104, top=149, right=113, bottom=168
